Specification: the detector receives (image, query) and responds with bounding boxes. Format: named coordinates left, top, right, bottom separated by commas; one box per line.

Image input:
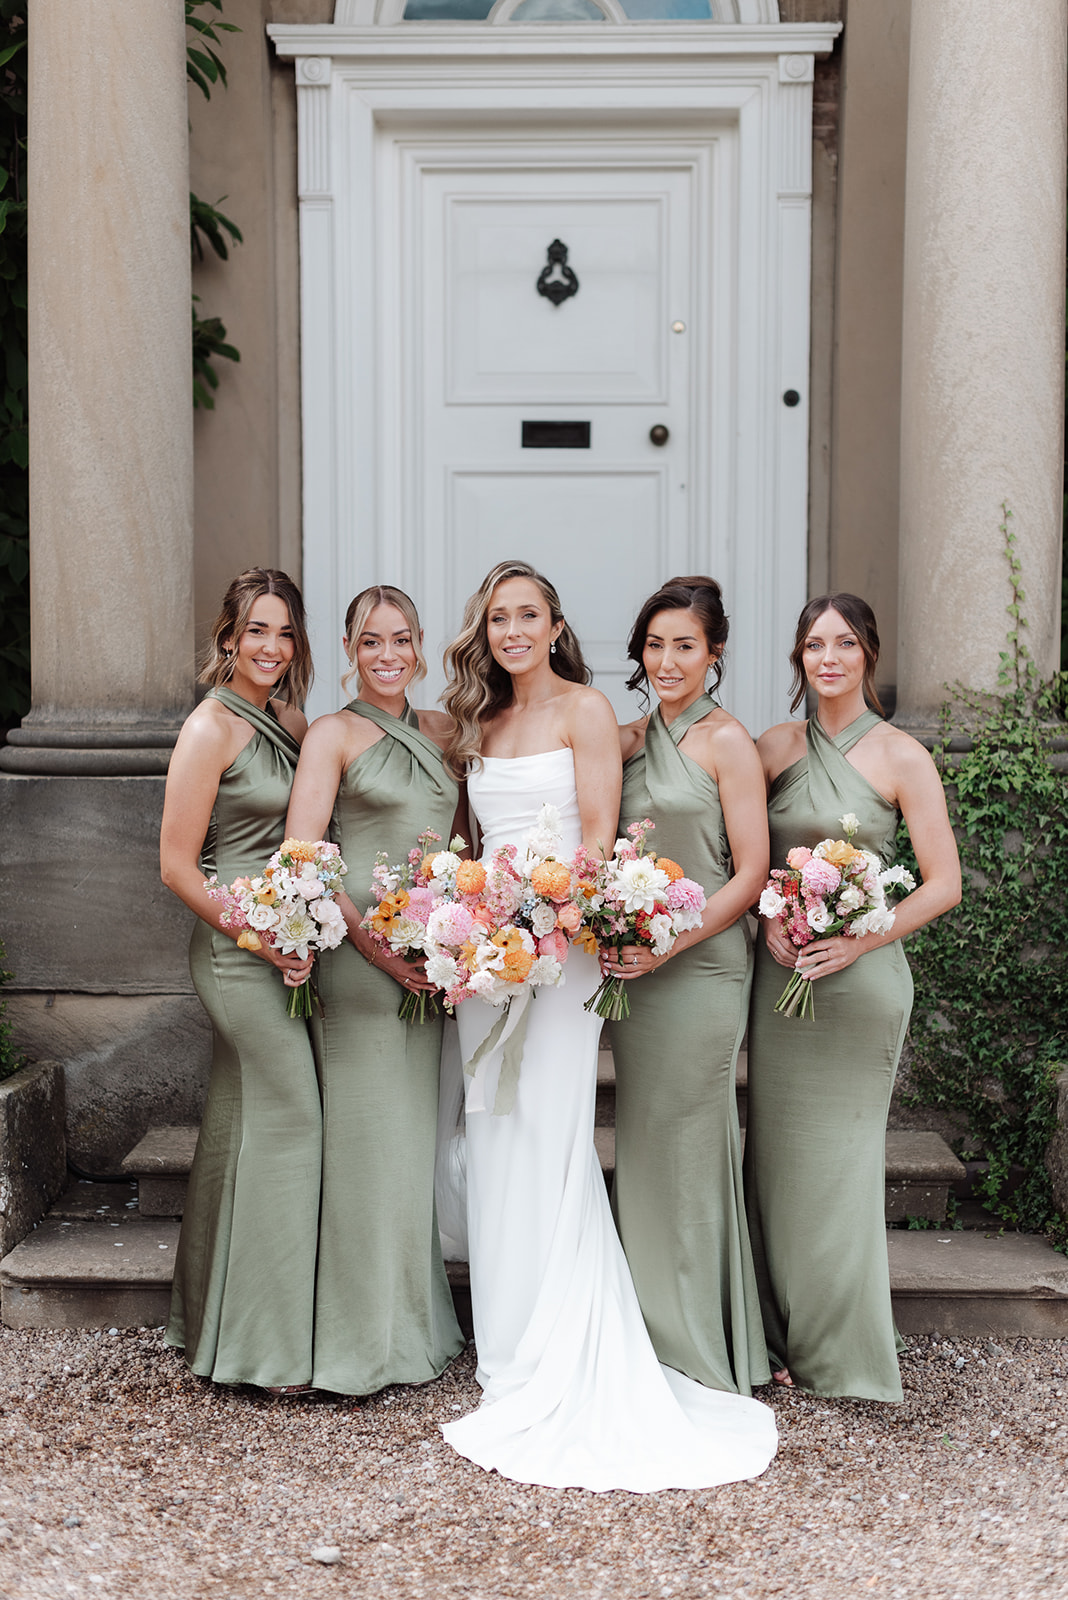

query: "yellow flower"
left=256, top=885, right=278, bottom=905
left=575, top=926, right=599, bottom=956
left=821, top=839, right=866, bottom=872
left=280, top=838, right=318, bottom=863
left=236, top=929, right=262, bottom=952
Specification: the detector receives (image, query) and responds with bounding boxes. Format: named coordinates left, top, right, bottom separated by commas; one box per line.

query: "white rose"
left=616, top=858, right=671, bottom=915
left=806, top=903, right=834, bottom=933
left=758, top=888, right=787, bottom=919
left=531, top=902, right=558, bottom=937
left=429, top=851, right=462, bottom=880
left=671, top=907, right=702, bottom=934
left=839, top=812, right=860, bottom=835
left=469, top=969, right=501, bottom=1000
left=648, top=913, right=674, bottom=957
left=246, top=902, right=281, bottom=932
left=426, top=952, right=459, bottom=990
left=297, top=866, right=324, bottom=899
left=879, top=865, right=916, bottom=892
left=836, top=885, right=865, bottom=914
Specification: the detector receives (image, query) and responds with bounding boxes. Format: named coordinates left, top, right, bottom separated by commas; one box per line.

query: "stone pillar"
left=896, top=0, right=1066, bottom=726
left=3, top=0, right=194, bottom=775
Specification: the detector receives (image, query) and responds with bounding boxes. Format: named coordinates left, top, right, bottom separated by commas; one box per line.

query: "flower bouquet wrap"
left=422, top=804, right=588, bottom=1115
left=360, top=828, right=468, bottom=1024
left=577, top=819, right=707, bottom=1023
left=758, top=812, right=915, bottom=1020
left=205, top=838, right=348, bottom=1019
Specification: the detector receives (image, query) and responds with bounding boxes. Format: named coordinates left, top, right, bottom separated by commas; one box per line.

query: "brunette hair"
left=442, top=560, right=590, bottom=776
left=788, top=592, right=883, bottom=715
left=199, top=568, right=313, bottom=708
left=341, top=585, right=427, bottom=697
left=625, top=575, right=729, bottom=707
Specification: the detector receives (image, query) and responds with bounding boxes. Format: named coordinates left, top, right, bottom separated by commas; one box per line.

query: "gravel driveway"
left=0, top=1328, right=1065, bottom=1599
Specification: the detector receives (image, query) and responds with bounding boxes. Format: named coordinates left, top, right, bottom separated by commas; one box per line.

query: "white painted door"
left=395, top=142, right=720, bottom=719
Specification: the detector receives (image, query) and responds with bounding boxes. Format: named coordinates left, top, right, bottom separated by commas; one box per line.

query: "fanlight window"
left=400, top=0, right=759, bottom=20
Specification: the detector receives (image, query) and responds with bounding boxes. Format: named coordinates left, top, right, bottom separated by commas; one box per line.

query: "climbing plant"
left=898, top=508, right=1068, bottom=1248
left=187, top=0, right=242, bottom=409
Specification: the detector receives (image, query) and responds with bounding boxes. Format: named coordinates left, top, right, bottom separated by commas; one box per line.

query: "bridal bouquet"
left=361, top=827, right=468, bottom=1023
left=422, top=804, right=587, bottom=1113
left=577, top=819, right=707, bottom=1023
left=205, top=838, right=348, bottom=1019
left=758, top=811, right=915, bottom=1021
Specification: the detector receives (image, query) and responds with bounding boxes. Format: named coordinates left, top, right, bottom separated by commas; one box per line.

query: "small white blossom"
left=529, top=955, right=564, bottom=987
left=759, top=888, right=787, bottom=919
left=531, top=902, right=558, bottom=937
left=806, top=903, right=834, bottom=933
left=836, top=885, right=866, bottom=914
left=246, top=902, right=281, bottom=932
left=426, top=952, right=459, bottom=990
left=839, top=812, right=860, bottom=835
left=879, top=864, right=916, bottom=892
left=648, top=913, right=674, bottom=956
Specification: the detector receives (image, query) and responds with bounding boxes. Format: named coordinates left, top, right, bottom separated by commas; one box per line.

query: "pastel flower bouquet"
left=360, top=828, right=469, bottom=1023
left=205, top=838, right=349, bottom=1019
left=577, top=819, right=708, bottom=1023
left=758, top=811, right=916, bottom=1020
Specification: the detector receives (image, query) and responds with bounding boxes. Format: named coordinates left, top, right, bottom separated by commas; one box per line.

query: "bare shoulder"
left=414, top=706, right=454, bottom=751
left=874, top=721, right=943, bottom=787
left=756, top=718, right=806, bottom=778
left=690, top=707, right=757, bottom=759
left=273, top=701, right=308, bottom=743
left=173, top=697, right=246, bottom=768
left=619, top=715, right=648, bottom=762
left=562, top=681, right=617, bottom=731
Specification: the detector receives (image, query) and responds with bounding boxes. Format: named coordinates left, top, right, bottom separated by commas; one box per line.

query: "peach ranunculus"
left=236, top=928, right=262, bottom=951
left=555, top=901, right=583, bottom=934
left=820, top=838, right=867, bottom=872
left=280, top=838, right=318, bottom=863
left=785, top=846, right=813, bottom=869
left=655, top=857, right=684, bottom=883
left=456, top=859, right=488, bottom=896
left=255, top=884, right=278, bottom=905
left=530, top=860, right=572, bottom=902
left=537, top=929, right=570, bottom=965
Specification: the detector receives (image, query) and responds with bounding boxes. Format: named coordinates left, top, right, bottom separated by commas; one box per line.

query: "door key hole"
left=649, top=424, right=670, bottom=447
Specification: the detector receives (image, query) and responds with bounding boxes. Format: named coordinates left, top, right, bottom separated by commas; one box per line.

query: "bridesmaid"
left=602, top=577, right=771, bottom=1395
left=744, top=593, right=960, bottom=1400
left=162, top=568, right=321, bottom=1391
left=285, top=585, right=465, bottom=1394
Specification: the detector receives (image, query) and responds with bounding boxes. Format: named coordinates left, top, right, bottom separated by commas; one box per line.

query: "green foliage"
left=0, top=4, right=27, bottom=728
left=192, top=297, right=240, bottom=411
left=185, top=0, right=240, bottom=100
left=898, top=508, right=1068, bottom=1249
left=187, top=2, right=242, bottom=409
left=190, top=191, right=243, bottom=263
left=0, top=935, right=25, bottom=1084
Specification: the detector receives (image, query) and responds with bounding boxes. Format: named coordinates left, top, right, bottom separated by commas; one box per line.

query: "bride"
left=438, top=559, right=777, bottom=1492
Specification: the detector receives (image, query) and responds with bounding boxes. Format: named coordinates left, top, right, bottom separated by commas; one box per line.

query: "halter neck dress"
left=743, top=710, right=911, bottom=1402
left=166, top=689, right=322, bottom=1388
left=309, top=700, right=464, bottom=1394
left=610, top=693, right=769, bottom=1393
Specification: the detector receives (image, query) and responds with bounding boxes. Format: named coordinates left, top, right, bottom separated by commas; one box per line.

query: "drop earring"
left=550, top=641, right=557, bottom=655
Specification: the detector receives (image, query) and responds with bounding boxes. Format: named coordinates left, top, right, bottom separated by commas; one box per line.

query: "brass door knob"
left=649, top=424, right=670, bottom=447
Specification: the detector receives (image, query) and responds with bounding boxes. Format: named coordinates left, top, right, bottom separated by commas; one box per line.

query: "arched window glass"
left=510, top=0, right=605, bottom=16
left=402, top=0, right=717, bottom=18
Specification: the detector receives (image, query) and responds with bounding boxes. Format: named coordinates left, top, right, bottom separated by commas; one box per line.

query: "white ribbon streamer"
left=463, top=988, right=533, bottom=1116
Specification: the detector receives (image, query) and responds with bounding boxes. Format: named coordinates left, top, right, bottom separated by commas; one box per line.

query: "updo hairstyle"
left=788, top=592, right=883, bottom=715
left=625, top=575, right=729, bottom=706
left=341, top=585, right=427, bottom=697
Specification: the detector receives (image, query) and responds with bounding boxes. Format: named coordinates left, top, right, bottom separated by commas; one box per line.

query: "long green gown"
left=743, top=710, right=912, bottom=1402
left=167, top=689, right=322, bottom=1388
left=310, top=700, right=465, bottom=1394
left=609, top=692, right=770, bottom=1394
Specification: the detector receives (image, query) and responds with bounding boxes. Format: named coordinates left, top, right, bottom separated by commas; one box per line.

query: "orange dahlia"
left=280, top=838, right=318, bottom=862
left=530, top=860, right=572, bottom=901
left=456, top=860, right=487, bottom=896
left=655, top=857, right=684, bottom=882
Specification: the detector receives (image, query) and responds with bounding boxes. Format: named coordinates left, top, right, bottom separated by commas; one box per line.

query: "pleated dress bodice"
left=610, top=692, right=767, bottom=1395
left=199, top=687, right=302, bottom=884
left=766, top=709, right=900, bottom=873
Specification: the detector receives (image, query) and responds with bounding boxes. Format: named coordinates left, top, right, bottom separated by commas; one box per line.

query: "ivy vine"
left=898, top=507, right=1068, bottom=1249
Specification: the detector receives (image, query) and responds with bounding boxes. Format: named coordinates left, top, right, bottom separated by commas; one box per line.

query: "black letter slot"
left=521, top=421, right=591, bottom=449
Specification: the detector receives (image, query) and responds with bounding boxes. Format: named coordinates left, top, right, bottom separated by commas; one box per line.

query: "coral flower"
left=530, top=860, right=572, bottom=901
left=456, top=859, right=487, bottom=896
left=280, top=838, right=318, bottom=863
left=655, top=857, right=684, bottom=883
left=820, top=838, right=867, bottom=872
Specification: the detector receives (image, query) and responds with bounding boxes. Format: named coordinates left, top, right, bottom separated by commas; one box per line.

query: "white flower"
left=429, top=850, right=462, bottom=881
left=388, top=916, right=426, bottom=954
left=648, top=913, right=674, bottom=957
left=758, top=888, right=787, bottom=919
left=614, top=858, right=671, bottom=915
left=529, top=955, right=564, bottom=987
left=839, top=812, right=860, bottom=835
left=531, top=902, right=558, bottom=937
left=836, top=885, right=866, bottom=914
left=612, top=838, right=631, bottom=857
left=806, top=903, right=834, bottom=933
left=310, top=895, right=343, bottom=928
left=276, top=908, right=318, bottom=957
left=246, top=902, right=281, bottom=932
left=426, top=952, right=459, bottom=990
left=879, top=864, right=916, bottom=892
left=852, top=905, right=896, bottom=938
left=671, top=907, right=703, bottom=934
left=469, top=969, right=502, bottom=1000
left=374, top=868, right=402, bottom=894
left=297, top=865, right=324, bottom=899
left=525, top=804, right=563, bottom=861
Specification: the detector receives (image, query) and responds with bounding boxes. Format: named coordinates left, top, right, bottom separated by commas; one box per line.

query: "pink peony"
left=537, top=929, right=570, bottom=965
left=666, top=877, right=706, bottom=914
left=786, top=847, right=813, bottom=869
left=404, top=886, right=436, bottom=926
left=427, top=901, right=475, bottom=948
left=800, top=857, right=841, bottom=896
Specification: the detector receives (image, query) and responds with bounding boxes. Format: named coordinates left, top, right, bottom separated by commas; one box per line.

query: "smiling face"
left=802, top=607, right=869, bottom=704
left=642, top=607, right=719, bottom=712
left=224, top=592, right=295, bottom=703
left=348, top=602, right=421, bottom=702
left=485, top=577, right=563, bottom=679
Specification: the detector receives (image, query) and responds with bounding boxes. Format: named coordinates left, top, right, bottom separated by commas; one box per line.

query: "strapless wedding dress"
left=441, top=748, right=777, bottom=1492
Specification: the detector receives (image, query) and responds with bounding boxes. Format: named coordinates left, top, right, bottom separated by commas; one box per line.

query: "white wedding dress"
left=440, top=748, right=777, bottom=1492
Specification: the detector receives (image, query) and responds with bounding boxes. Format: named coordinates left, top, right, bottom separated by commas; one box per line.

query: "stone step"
left=5, top=1204, right=1066, bottom=1342
left=120, top=1125, right=199, bottom=1216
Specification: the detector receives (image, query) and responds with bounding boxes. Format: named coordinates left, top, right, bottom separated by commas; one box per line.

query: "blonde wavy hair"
left=442, top=560, right=590, bottom=777
left=341, top=586, right=428, bottom=698
left=199, top=568, right=312, bottom=709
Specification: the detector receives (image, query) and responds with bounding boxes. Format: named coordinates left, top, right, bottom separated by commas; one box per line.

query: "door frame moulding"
left=268, top=21, right=841, bottom=727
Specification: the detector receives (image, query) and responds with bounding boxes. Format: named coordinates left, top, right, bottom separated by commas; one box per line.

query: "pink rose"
left=555, top=901, right=582, bottom=933
left=537, top=930, right=569, bottom=965
left=786, top=847, right=812, bottom=869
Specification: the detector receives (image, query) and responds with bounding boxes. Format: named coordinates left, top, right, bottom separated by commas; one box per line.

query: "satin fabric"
left=610, top=693, right=769, bottom=1393
left=166, top=689, right=322, bottom=1388
left=743, top=711, right=911, bottom=1402
left=443, top=747, right=778, bottom=1491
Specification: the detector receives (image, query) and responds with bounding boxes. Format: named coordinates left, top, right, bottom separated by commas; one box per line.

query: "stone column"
left=896, top=0, right=1066, bottom=726
left=2, top=0, right=194, bottom=775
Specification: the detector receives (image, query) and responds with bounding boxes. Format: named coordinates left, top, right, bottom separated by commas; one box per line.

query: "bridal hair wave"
left=442, top=560, right=590, bottom=776
left=789, top=592, right=883, bottom=715
left=199, top=568, right=313, bottom=709
left=341, top=585, right=427, bottom=698
left=625, top=575, right=729, bottom=708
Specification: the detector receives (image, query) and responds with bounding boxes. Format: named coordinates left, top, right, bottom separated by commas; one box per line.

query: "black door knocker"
left=536, top=239, right=579, bottom=307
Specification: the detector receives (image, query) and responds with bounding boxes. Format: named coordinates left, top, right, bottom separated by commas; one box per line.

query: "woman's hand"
left=764, top=921, right=800, bottom=970
left=793, top=935, right=863, bottom=981
left=255, top=942, right=315, bottom=988
left=352, top=927, right=438, bottom=995
left=598, top=945, right=666, bottom=980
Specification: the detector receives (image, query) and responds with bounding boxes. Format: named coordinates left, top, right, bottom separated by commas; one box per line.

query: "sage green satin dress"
left=310, top=701, right=464, bottom=1394
left=743, top=710, right=911, bottom=1402
left=167, top=689, right=322, bottom=1388
left=609, top=694, right=770, bottom=1395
